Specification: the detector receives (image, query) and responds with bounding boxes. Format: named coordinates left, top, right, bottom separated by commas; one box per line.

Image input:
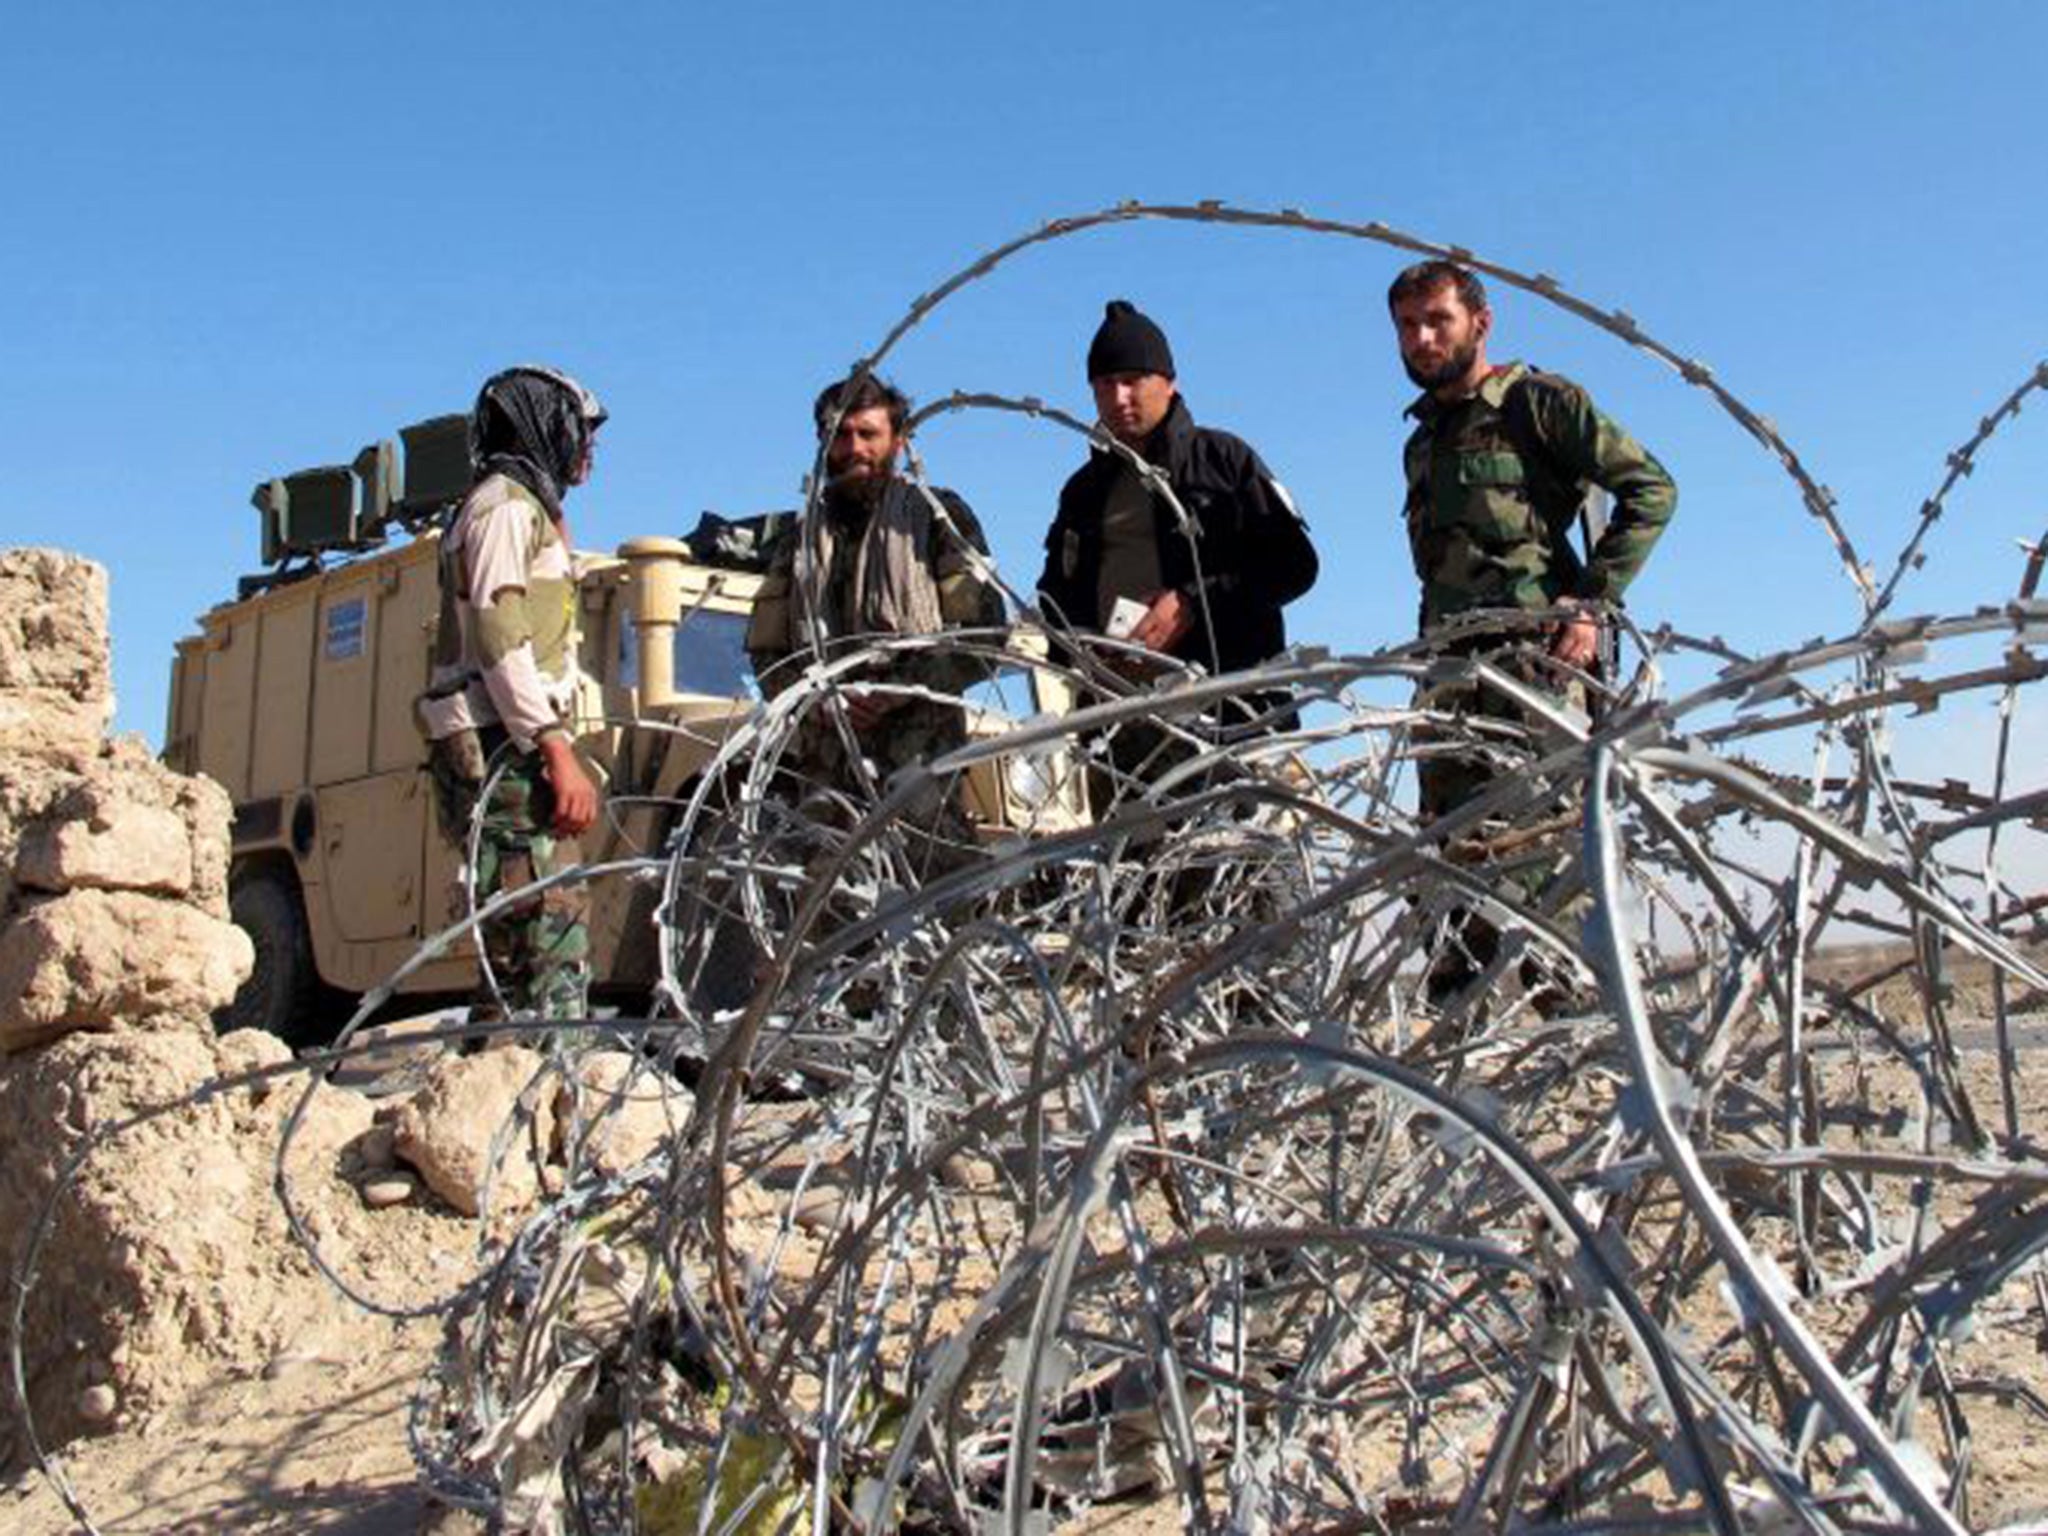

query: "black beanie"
left=1086, top=299, right=1176, bottom=380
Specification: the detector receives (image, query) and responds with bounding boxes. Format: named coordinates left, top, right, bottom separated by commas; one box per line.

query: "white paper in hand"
left=1106, top=596, right=1149, bottom=640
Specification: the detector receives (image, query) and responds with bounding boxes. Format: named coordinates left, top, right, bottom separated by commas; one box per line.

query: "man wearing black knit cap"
left=1038, top=299, right=1319, bottom=694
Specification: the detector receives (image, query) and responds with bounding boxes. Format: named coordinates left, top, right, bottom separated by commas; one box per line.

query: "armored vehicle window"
left=675, top=611, right=757, bottom=699
left=618, top=609, right=759, bottom=700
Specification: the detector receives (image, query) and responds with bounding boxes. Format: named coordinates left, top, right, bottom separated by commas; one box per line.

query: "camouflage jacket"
left=1401, top=362, right=1676, bottom=632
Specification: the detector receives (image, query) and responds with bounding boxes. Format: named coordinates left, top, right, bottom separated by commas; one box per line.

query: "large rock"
left=0, top=547, right=245, bottom=1056
left=391, top=1048, right=558, bottom=1217
left=0, top=749, right=88, bottom=921
left=0, top=889, right=253, bottom=1052
left=554, top=1050, right=687, bottom=1180
left=18, top=797, right=194, bottom=897
left=0, top=692, right=105, bottom=759
left=0, top=1032, right=301, bottom=1448
left=213, top=1025, right=296, bottom=1089
left=0, top=549, right=111, bottom=757
left=2, top=737, right=233, bottom=917
left=0, top=546, right=382, bottom=1465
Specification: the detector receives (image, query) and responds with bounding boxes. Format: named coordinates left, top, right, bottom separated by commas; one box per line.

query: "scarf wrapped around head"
left=469, top=365, right=608, bottom=522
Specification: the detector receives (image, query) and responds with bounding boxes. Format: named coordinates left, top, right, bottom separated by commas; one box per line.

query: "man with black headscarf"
left=420, top=364, right=606, bottom=1026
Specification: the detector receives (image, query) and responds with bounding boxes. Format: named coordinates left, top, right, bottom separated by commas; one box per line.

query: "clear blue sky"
left=5, top=2, right=2044, bottom=746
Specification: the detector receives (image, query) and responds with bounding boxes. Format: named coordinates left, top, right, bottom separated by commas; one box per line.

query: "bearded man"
left=1388, top=259, right=1677, bottom=1005
left=747, top=371, right=1004, bottom=800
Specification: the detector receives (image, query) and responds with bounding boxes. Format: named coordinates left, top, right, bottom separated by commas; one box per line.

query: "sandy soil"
left=5, top=1042, right=496, bottom=1536
left=6, top=1310, right=442, bottom=1535
left=10, top=1012, right=2048, bottom=1535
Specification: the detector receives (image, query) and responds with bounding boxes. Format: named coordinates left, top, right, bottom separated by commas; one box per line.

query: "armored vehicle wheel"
left=218, top=870, right=323, bottom=1046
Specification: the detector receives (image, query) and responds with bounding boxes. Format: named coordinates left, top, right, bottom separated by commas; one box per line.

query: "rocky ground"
left=6, top=1252, right=442, bottom=1535
left=0, top=1032, right=685, bottom=1535
left=8, top=1030, right=2044, bottom=1535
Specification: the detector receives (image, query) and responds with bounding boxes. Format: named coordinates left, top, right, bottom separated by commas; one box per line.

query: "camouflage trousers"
left=1413, top=650, right=1589, bottom=1007
left=787, top=699, right=979, bottom=878
left=429, top=726, right=591, bottom=1024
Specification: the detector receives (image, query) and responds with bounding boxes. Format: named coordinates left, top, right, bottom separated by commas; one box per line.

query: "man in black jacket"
left=1038, top=300, right=1318, bottom=703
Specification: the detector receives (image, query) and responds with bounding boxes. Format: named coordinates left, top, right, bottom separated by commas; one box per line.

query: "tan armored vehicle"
left=166, top=413, right=1083, bottom=1041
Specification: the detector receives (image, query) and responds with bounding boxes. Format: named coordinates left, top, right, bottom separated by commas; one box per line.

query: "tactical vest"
left=428, top=478, right=575, bottom=689
left=1403, top=365, right=1591, bottom=628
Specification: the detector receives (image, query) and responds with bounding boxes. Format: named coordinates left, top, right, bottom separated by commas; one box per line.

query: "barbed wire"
left=856, top=199, right=1876, bottom=607
left=16, top=604, right=2048, bottom=1533
left=13, top=202, right=2048, bottom=1535
left=1867, top=358, right=2048, bottom=625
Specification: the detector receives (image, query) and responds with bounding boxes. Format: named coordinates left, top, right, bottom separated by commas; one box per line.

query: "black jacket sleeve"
left=1036, top=471, right=1094, bottom=633
left=1183, top=445, right=1318, bottom=613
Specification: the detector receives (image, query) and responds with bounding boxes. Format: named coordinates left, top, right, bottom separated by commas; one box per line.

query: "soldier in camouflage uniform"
left=1388, top=260, right=1677, bottom=1003
left=419, top=365, right=606, bottom=1025
left=747, top=372, right=1004, bottom=859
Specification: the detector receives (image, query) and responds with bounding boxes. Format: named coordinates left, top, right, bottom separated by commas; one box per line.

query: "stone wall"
left=0, top=550, right=251, bottom=1052
left=0, top=548, right=326, bottom=1457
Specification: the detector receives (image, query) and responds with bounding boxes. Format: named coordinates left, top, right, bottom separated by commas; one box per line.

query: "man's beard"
left=1403, top=338, right=1480, bottom=392
left=826, top=460, right=890, bottom=501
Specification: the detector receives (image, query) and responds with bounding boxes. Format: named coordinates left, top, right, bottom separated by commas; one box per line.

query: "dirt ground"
left=10, top=1013, right=2048, bottom=1535
left=2, top=1116, right=493, bottom=1536
left=2, top=1029, right=501, bottom=1536
left=6, top=1310, right=440, bottom=1535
